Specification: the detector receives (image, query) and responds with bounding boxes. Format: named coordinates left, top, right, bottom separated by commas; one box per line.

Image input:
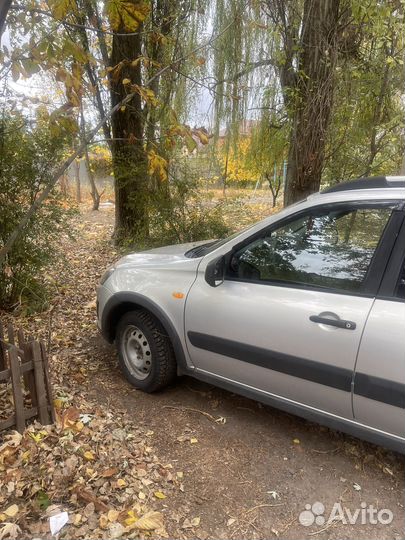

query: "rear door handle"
left=310, top=315, right=356, bottom=330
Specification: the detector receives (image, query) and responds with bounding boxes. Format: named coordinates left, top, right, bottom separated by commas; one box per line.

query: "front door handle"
left=310, top=315, right=356, bottom=330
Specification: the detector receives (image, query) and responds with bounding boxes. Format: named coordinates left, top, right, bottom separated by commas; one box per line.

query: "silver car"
left=97, top=176, right=405, bottom=452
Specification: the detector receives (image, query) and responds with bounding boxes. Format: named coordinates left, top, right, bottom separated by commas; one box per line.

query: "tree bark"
left=277, top=0, right=344, bottom=205
left=0, top=0, right=11, bottom=42
left=75, top=159, right=82, bottom=203
left=110, top=26, right=148, bottom=242
left=80, top=105, right=100, bottom=210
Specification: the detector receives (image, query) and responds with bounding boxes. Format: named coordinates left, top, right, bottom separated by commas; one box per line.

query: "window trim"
left=378, top=214, right=405, bottom=302
left=224, top=200, right=404, bottom=298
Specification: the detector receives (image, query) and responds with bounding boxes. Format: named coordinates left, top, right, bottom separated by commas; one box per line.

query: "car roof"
left=321, top=175, right=405, bottom=194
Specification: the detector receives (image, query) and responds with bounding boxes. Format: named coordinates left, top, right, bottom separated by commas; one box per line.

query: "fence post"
left=7, top=323, right=15, bottom=345
left=9, top=347, right=25, bottom=433
left=0, top=321, right=6, bottom=371
left=40, top=341, right=55, bottom=423
left=32, top=341, right=51, bottom=425
left=22, top=341, right=38, bottom=408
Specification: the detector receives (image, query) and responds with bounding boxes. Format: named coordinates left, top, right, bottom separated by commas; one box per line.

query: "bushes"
left=0, top=115, right=74, bottom=312
left=147, top=176, right=230, bottom=248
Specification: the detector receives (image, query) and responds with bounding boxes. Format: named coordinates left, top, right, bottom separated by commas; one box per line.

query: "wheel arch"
left=100, top=292, right=188, bottom=373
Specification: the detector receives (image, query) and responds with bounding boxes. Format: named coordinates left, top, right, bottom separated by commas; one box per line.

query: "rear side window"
left=228, top=206, right=393, bottom=292
left=396, top=262, right=405, bottom=299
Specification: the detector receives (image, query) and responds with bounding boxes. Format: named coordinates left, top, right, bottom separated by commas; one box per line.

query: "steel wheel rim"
left=121, top=325, right=152, bottom=380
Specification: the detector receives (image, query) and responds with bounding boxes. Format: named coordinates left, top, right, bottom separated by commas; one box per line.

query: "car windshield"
left=185, top=226, right=255, bottom=258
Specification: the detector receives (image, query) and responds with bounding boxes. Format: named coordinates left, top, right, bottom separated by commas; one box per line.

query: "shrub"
left=0, top=114, right=75, bottom=312
left=147, top=175, right=230, bottom=248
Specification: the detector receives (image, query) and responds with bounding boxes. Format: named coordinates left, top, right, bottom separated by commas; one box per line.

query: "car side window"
left=228, top=206, right=393, bottom=292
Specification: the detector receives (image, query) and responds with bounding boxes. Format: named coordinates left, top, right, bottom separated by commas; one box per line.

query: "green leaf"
left=37, top=491, right=50, bottom=511
left=62, top=39, right=88, bottom=63
left=21, top=58, right=40, bottom=76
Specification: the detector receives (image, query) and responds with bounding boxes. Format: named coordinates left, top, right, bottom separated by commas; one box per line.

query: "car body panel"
left=185, top=277, right=375, bottom=419
left=353, top=299, right=405, bottom=437
left=97, top=184, right=405, bottom=452
left=98, top=241, right=205, bottom=370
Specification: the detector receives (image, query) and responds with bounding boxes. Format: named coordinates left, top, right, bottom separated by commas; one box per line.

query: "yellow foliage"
left=219, top=137, right=259, bottom=183
left=49, top=0, right=77, bottom=20
left=107, top=0, right=150, bottom=32
left=131, top=84, right=158, bottom=106
left=147, top=150, right=168, bottom=181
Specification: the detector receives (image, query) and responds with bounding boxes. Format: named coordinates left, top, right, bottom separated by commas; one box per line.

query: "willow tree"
left=260, top=0, right=351, bottom=204
left=324, top=1, right=405, bottom=182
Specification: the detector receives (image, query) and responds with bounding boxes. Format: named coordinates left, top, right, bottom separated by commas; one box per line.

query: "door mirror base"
left=205, top=255, right=225, bottom=287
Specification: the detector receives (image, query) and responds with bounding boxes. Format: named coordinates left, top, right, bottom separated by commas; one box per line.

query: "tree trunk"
left=145, top=0, right=175, bottom=198
left=282, top=0, right=342, bottom=205
left=110, top=27, right=148, bottom=242
left=0, top=0, right=11, bottom=41
left=75, top=159, right=81, bottom=203
left=80, top=105, right=100, bottom=210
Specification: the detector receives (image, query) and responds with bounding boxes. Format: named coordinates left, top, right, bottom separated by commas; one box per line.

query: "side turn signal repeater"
left=172, top=291, right=184, bottom=299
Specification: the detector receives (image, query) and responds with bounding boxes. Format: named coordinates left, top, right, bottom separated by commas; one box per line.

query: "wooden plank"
left=40, top=341, right=55, bottom=422
left=0, top=368, right=10, bottom=381
left=0, top=321, right=6, bottom=370
left=17, top=328, right=25, bottom=349
left=9, top=347, right=25, bottom=433
left=0, top=415, right=15, bottom=431
left=7, top=323, right=15, bottom=345
left=32, top=341, right=50, bottom=425
left=0, top=361, right=35, bottom=382
left=22, top=341, right=37, bottom=407
left=0, top=407, right=38, bottom=432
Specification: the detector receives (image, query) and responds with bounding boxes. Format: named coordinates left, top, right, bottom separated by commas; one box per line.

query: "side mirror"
left=205, top=255, right=225, bottom=287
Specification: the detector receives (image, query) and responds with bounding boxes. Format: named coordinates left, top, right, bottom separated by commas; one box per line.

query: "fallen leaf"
left=124, top=510, right=138, bottom=527
left=3, top=506, right=18, bottom=519
left=83, top=451, right=95, bottom=461
left=74, top=488, right=109, bottom=512
left=0, top=523, right=21, bottom=540
left=107, top=510, right=119, bottom=523
left=99, top=514, right=109, bottom=529
left=101, top=467, right=119, bottom=478
left=267, top=490, right=280, bottom=500
left=190, top=438, right=198, bottom=444
left=154, top=491, right=166, bottom=499
left=293, top=438, right=300, bottom=444
left=133, top=511, right=164, bottom=531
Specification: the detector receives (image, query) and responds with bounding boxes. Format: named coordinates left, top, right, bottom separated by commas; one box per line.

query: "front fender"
left=100, top=291, right=191, bottom=373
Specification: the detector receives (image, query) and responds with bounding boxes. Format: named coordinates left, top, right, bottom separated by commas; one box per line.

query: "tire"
left=116, top=309, right=177, bottom=392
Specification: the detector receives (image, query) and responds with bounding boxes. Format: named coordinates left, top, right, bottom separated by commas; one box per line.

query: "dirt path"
left=5, top=207, right=404, bottom=539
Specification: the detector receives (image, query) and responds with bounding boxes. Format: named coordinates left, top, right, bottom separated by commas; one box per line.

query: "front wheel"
left=116, top=310, right=177, bottom=392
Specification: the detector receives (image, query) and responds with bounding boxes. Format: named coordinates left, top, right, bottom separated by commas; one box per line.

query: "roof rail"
left=322, top=176, right=405, bottom=194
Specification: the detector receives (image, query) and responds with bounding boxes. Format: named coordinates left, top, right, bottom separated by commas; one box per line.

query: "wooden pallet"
left=0, top=321, right=55, bottom=433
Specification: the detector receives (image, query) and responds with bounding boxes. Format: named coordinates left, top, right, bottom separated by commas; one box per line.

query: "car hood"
left=115, top=240, right=213, bottom=269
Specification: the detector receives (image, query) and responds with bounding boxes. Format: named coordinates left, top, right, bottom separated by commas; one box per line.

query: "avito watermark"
left=299, top=501, right=393, bottom=527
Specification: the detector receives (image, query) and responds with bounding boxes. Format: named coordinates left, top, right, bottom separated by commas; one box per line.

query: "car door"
left=353, top=216, right=405, bottom=439
left=185, top=201, right=400, bottom=419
